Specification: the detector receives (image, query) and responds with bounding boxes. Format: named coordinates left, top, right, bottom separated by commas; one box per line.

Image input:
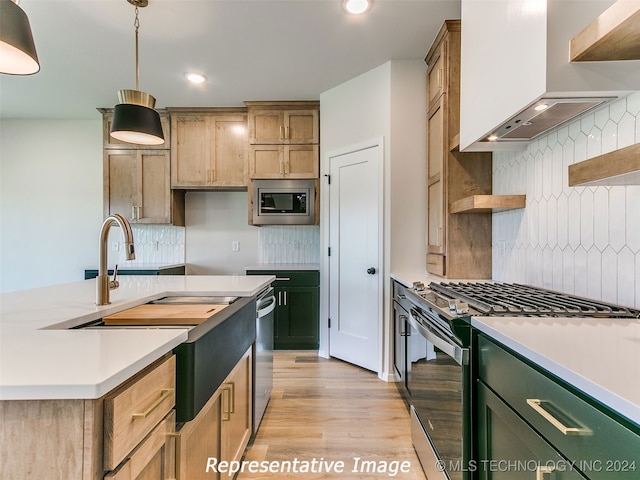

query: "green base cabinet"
left=247, top=270, right=319, bottom=350
left=476, top=334, right=640, bottom=480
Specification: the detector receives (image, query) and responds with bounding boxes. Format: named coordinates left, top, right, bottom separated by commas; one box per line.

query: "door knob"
left=367, top=267, right=376, bottom=275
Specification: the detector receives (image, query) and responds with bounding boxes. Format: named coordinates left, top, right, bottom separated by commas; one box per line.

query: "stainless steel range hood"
left=483, top=96, right=615, bottom=143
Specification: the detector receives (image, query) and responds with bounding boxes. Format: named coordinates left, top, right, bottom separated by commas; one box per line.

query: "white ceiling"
left=0, top=0, right=460, bottom=120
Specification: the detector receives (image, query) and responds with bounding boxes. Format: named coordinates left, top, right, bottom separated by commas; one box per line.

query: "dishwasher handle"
left=257, top=295, right=276, bottom=318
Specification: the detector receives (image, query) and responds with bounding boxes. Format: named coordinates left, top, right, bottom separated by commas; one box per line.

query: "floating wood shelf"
left=568, top=143, right=640, bottom=186
left=450, top=195, right=526, bottom=214
left=570, top=0, right=640, bottom=61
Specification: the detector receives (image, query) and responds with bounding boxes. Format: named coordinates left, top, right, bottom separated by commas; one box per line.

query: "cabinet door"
left=137, top=150, right=172, bottom=224
left=427, top=97, right=446, bottom=257
left=177, top=391, right=221, bottom=480
left=171, top=114, right=210, bottom=187
left=477, top=382, right=587, bottom=480
left=248, top=110, right=284, bottom=144
left=249, top=144, right=284, bottom=178
left=105, top=411, right=176, bottom=480
left=210, top=115, right=248, bottom=187
left=427, top=41, right=446, bottom=109
left=102, top=111, right=170, bottom=150
left=221, top=350, right=252, bottom=466
left=276, top=286, right=319, bottom=349
left=285, top=145, right=319, bottom=178
left=105, top=150, right=138, bottom=222
left=284, top=109, right=319, bottom=144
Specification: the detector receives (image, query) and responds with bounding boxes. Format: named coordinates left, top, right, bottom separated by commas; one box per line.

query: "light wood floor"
left=237, top=351, right=427, bottom=480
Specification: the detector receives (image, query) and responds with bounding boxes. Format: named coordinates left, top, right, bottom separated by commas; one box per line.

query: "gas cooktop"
left=408, top=281, right=640, bottom=320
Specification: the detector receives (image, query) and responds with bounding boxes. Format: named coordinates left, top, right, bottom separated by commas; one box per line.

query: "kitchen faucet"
left=96, top=214, right=135, bottom=305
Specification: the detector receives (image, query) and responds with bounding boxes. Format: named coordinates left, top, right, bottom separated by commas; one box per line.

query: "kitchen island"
left=0, top=274, right=274, bottom=480
left=0, top=274, right=274, bottom=400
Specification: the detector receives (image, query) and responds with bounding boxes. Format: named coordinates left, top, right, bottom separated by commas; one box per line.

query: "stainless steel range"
left=402, top=281, right=640, bottom=480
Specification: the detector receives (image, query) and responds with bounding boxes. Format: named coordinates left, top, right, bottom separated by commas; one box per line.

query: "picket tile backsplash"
left=493, top=92, right=640, bottom=308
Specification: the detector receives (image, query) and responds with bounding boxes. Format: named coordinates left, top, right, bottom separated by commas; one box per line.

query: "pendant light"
left=110, top=0, right=164, bottom=146
left=0, top=0, right=40, bottom=75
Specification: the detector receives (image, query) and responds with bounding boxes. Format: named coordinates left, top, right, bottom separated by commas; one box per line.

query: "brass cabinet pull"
left=132, top=388, right=173, bottom=419
left=167, top=432, right=181, bottom=480
left=275, top=277, right=291, bottom=281
left=536, top=465, right=554, bottom=480
left=285, top=126, right=289, bottom=140
left=526, top=399, right=589, bottom=435
left=279, top=125, right=284, bottom=140
left=222, top=384, right=232, bottom=421
left=228, top=382, right=235, bottom=414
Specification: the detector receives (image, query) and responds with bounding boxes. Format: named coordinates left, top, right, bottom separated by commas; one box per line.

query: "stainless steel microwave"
left=252, top=179, right=315, bottom=225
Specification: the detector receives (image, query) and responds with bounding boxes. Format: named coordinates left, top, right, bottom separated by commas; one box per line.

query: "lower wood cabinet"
left=0, top=354, right=177, bottom=480
left=175, top=347, right=252, bottom=480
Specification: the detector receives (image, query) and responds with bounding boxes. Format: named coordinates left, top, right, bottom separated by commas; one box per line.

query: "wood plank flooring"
left=237, top=351, right=427, bottom=480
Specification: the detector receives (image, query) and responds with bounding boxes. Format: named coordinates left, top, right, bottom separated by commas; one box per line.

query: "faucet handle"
left=109, top=264, right=120, bottom=290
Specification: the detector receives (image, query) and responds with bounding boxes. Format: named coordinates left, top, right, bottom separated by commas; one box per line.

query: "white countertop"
left=472, top=316, right=640, bottom=426
left=245, top=263, right=320, bottom=271
left=0, top=274, right=274, bottom=401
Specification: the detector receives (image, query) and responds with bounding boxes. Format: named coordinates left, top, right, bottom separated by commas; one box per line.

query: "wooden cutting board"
left=103, top=304, right=228, bottom=326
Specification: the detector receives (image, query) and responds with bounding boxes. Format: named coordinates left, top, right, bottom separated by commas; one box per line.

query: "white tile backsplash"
left=493, top=92, right=640, bottom=308
left=110, top=225, right=185, bottom=265
left=258, top=225, right=320, bottom=264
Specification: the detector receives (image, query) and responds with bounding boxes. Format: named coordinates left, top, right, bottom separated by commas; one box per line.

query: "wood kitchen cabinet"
left=100, top=109, right=185, bottom=226
left=476, top=334, right=640, bottom=480
left=169, top=108, right=248, bottom=189
left=245, top=101, right=320, bottom=179
left=0, top=354, right=177, bottom=480
left=175, top=347, right=252, bottom=480
left=425, top=20, right=492, bottom=278
left=104, top=149, right=185, bottom=226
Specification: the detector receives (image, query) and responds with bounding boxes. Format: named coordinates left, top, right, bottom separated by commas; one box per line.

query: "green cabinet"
left=247, top=269, right=319, bottom=349
left=476, top=334, right=640, bottom=480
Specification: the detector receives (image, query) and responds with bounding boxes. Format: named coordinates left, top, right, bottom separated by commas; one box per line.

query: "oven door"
left=407, top=307, right=470, bottom=480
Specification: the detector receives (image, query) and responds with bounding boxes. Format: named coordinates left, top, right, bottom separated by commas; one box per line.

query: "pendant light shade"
left=0, top=0, right=40, bottom=75
left=109, top=0, right=164, bottom=146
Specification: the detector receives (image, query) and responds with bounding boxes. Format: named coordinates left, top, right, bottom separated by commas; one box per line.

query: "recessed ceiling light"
left=185, top=72, right=207, bottom=84
left=344, top=0, right=371, bottom=15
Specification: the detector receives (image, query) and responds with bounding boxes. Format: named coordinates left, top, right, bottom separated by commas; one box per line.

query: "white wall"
left=319, top=60, right=427, bottom=377
left=493, top=92, right=640, bottom=308
left=0, top=119, right=103, bottom=292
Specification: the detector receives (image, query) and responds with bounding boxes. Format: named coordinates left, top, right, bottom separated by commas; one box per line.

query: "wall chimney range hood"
left=460, top=0, right=639, bottom=152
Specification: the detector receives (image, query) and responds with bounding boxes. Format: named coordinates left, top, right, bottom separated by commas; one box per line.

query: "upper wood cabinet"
left=104, top=149, right=185, bottom=226
left=98, top=108, right=171, bottom=150
left=246, top=101, right=320, bottom=180
left=425, top=20, right=493, bottom=279
left=246, top=101, right=319, bottom=145
left=100, top=109, right=184, bottom=226
left=169, top=108, right=248, bottom=189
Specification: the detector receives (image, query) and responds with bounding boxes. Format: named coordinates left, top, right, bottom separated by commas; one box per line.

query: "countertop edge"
left=471, top=317, right=640, bottom=427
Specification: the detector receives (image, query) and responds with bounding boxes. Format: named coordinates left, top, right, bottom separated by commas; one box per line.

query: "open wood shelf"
left=568, top=143, right=640, bottom=186
left=570, top=0, right=640, bottom=61
left=450, top=195, right=526, bottom=214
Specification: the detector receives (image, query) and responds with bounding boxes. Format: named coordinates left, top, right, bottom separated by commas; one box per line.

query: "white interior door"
left=328, top=141, right=382, bottom=372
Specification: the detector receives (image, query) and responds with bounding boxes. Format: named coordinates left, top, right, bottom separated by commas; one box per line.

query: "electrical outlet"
left=293, top=241, right=300, bottom=250
left=111, top=241, right=119, bottom=252
left=232, top=241, right=240, bottom=252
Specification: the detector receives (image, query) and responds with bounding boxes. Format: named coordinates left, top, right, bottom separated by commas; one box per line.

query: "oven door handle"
left=409, top=308, right=468, bottom=366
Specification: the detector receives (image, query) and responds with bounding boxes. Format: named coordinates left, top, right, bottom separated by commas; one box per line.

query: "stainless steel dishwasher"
left=254, top=287, right=276, bottom=433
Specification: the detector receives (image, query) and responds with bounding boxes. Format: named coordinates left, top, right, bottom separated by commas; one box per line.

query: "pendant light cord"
left=134, top=5, right=140, bottom=91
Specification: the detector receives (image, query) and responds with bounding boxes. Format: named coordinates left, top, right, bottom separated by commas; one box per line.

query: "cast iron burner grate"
left=429, top=282, right=640, bottom=318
